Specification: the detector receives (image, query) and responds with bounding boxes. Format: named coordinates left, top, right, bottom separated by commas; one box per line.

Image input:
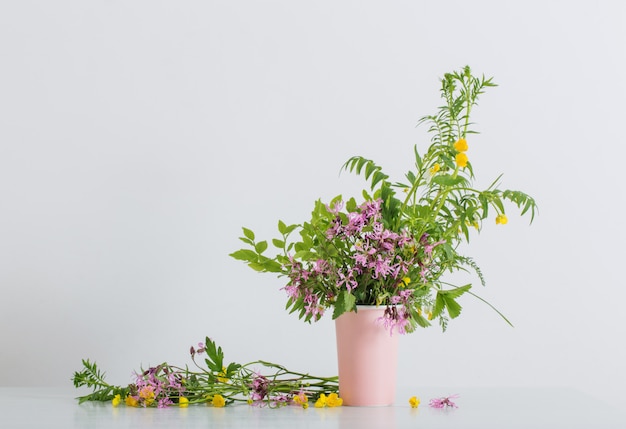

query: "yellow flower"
left=409, top=396, right=420, bottom=408
left=453, top=138, right=468, bottom=152
left=314, top=394, right=327, bottom=408
left=315, top=393, right=342, bottom=408
left=139, top=386, right=155, bottom=406
left=326, top=393, right=343, bottom=407
left=217, top=367, right=229, bottom=383
left=429, top=163, right=441, bottom=174
left=179, top=397, right=189, bottom=408
left=111, top=394, right=121, bottom=407
left=212, top=394, right=226, bottom=408
left=495, top=214, right=508, bottom=225
left=455, top=152, right=468, bottom=168
left=401, top=277, right=411, bottom=287
left=427, top=311, right=433, bottom=320
left=293, top=392, right=309, bottom=407
left=125, top=396, right=139, bottom=407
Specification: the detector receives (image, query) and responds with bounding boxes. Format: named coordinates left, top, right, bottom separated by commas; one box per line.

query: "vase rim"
left=354, top=304, right=395, bottom=310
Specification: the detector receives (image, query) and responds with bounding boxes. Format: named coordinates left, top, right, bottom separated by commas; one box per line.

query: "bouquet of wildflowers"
left=231, top=66, right=536, bottom=332
left=73, top=337, right=340, bottom=408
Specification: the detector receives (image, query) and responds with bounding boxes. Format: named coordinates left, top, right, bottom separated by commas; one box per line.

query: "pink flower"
left=326, top=200, right=344, bottom=216
left=424, top=239, right=445, bottom=257
left=429, top=394, right=459, bottom=409
left=337, top=270, right=358, bottom=292
left=378, top=305, right=411, bottom=335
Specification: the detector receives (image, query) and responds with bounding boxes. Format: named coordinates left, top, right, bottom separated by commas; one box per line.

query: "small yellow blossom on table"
left=315, top=393, right=343, bottom=408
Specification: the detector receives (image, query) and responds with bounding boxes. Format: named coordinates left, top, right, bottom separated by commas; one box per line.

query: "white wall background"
left=1, top=0, right=625, bottom=409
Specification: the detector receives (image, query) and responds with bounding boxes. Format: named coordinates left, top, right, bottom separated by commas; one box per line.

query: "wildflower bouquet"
left=231, top=66, right=536, bottom=333
left=73, top=337, right=339, bottom=408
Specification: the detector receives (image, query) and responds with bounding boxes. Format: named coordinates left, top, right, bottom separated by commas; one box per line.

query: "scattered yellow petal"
left=212, top=394, right=226, bottom=408
left=112, top=394, right=121, bottom=407
left=455, top=152, right=468, bottom=168
left=409, top=396, right=420, bottom=408
left=453, top=138, right=468, bottom=152
left=179, top=397, right=189, bottom=408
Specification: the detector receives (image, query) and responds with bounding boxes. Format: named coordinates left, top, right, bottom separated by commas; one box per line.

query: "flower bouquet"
left=72, top=337, right=340, bottom=408
left=231, top=66, right=536, bottom=333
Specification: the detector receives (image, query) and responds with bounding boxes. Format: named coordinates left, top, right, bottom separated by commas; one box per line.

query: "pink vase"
left=335, top=305, right=399, bottom=406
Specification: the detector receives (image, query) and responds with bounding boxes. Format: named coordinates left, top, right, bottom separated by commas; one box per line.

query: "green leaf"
left=272, top=238, right=285, bottom=248
left=229, top=249, right=258, bottom=262
left=247, top=262, right=266, bottom=271
left=255, top=240, right=268, bottom=254
left=261, top=260, right=282, bottom=273
left=332, top=290, right=356, bottom=319
left=432, top=174, right=464, bottom=186
left=225, top=362, right=241, bottom=377
left=242, top=227, right=255, bottom=241
left=438, top=284, right=471, bottom=299
left=238, top=237, right=254, bottom=246
left=204, top=337, right=224, bottom=372
left=294, top=250, right=317, bottom=261
left=442, top=295, right=463, bottom=318
left=432, top=293, right=445, bottom=318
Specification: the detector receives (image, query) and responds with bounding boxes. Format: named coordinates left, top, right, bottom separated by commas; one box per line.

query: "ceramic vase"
left=334, top=306, right=398, bottom=406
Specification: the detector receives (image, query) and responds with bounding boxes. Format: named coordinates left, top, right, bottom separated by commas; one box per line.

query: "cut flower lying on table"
left=72, top=337, right=340, bottom=409
left=231, top=66, right=537, bottom=333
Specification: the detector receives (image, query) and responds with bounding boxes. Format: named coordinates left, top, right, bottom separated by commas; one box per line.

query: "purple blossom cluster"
left=128, top=365, right=186, bottom=408
left=248, top=373, right=292, bottom=407
left=429, top=394, right=459, bottom=409
left=282, top=199, right=444, bottom=333
left=326, top=200, right=419, bottom=286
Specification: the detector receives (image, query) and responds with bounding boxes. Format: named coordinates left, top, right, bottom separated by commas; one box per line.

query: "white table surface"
left=1, top=386, right=624, bottom=428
